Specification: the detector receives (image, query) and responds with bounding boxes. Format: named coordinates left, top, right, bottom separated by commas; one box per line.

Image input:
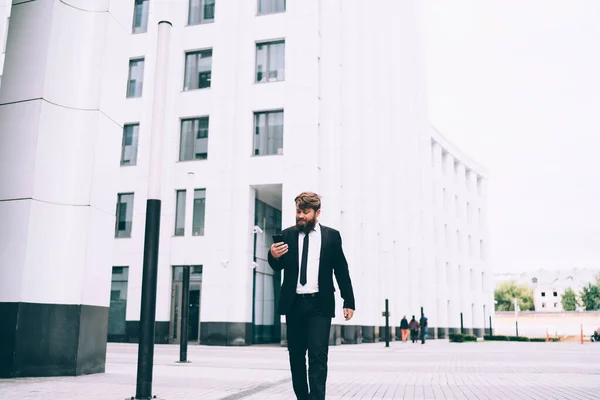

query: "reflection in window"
left=132, top=0, right=149, bottom=33
left=175, top=190, right=186, bottom=236
left=189, top=0, right=215, bottom=25
left=184, top=50, right=213, bottom=90
left=256, top=41, right=285, bottom=83
left=193, top=189, right=206, bottom=236
left=253, top=110, right=283, bottom=156
left=121, top=124, right=140, bottom=166
left=179, top=117, right=209, bottom=161
left=258, top=0, right=286, bottom=14
left=115, top=193, right=134, bottom=238
left=127, top=58, right=145, bottom=98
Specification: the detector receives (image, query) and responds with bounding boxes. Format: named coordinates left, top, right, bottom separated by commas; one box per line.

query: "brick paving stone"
left=0, top=341, right=599, bottom=399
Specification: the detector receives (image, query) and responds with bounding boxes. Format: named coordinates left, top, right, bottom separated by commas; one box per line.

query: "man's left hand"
left=343, top=308, right=354, bottom=321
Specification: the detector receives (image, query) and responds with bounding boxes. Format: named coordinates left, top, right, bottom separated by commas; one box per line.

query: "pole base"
left=126, top=396, right=166, bottom=400
left=175, top=360, right=191, bottom=364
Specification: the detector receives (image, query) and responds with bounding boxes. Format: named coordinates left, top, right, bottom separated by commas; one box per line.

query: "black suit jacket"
left=267, top=224, right=355, bottom=318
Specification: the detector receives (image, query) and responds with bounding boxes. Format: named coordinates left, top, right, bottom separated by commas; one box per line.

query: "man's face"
left=296, top=207, right=320, bottom=233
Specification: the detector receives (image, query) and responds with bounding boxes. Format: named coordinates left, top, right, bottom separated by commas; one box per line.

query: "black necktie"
left=300, top=233, right=309, bottom=286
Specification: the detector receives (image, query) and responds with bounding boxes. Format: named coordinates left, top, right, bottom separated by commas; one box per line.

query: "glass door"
left=169, top=266, right=203, bottom=344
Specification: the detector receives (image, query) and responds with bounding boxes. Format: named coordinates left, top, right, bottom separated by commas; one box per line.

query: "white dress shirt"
left=296, top=223, right=321, bottom=294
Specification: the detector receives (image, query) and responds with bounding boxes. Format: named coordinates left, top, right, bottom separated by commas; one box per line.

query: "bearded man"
left=268, top=191, right=356, bottom=400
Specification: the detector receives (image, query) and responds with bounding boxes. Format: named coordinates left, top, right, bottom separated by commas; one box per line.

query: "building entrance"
left=169, top=265, right=202, bottom=344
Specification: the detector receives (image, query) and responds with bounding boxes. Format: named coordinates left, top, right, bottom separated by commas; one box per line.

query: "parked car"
left=592, top=328, right=600, bottom=342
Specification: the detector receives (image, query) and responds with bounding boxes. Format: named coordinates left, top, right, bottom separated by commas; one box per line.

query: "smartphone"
left=272, top=233, right=284, bottom=244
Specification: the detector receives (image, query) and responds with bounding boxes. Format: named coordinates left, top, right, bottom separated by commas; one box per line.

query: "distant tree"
left=580, top=281, right=600, bottom=311
left=561, top=288, right=578, bottom=311
left=494, top=280, right=535, bottom=312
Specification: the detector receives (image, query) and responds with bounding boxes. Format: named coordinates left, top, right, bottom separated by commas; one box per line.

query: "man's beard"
left=296, top=217, right=316, bottom=234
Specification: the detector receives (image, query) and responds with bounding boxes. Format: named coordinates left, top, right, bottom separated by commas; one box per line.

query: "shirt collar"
left=301, top=222, right=320, bottom=235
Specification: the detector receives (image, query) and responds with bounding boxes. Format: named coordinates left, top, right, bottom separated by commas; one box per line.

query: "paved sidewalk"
left=1, top=340, right=599, bottom=399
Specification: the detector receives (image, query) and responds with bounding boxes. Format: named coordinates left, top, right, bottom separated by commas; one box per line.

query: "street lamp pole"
left=134, top=20, right=171, bottom=400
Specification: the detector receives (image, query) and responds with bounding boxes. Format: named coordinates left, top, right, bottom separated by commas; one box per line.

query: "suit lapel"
left=290, top=228, right=300, bottom=277
left=318, top=225, right=327, bottom=280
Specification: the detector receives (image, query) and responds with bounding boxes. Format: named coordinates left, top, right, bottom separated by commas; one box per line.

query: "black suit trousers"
left=286, top=295, right=332, bottom=400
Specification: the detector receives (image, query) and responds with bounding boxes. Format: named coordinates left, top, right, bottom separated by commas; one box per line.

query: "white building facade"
left=0, top=0, right=491, bottom=377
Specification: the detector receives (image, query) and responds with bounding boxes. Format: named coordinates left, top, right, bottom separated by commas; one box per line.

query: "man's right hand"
left=270, top=242, right=289, bottom=259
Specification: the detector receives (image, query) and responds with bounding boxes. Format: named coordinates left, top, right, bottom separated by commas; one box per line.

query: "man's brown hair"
left=295, top=191, right=321, bottom=211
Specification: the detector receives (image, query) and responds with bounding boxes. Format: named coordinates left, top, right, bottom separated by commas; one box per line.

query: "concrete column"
left=0, top=0, right=121, bottom=377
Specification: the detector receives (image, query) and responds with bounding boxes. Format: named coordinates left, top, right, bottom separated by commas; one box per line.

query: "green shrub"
left=449, top=333, right=477, bottom=342
left=484, top=335, right=560, bottom=342
left=508, top=336, right=530, bottom=341
left=484, top=335, right=509, bottom=341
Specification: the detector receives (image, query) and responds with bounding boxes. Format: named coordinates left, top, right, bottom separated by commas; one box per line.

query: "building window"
left=466, top=202, right=471, bottom=223
left=481, top=272, right=486, bottom=292
left=121, top=124, right=140, bottom=166
left=554, top=302, right=558, bottom=308
left=455, top=195, right=460, bottom=217
left=468, top=235, right=473, bottom=257
left=553, top=291, right=558, bottom=297
left=456, top=230, right=461, bottom=252
left=541, top=292, right=546, bottom=297
left=470, top=268, right=475, bottom=290
left=179, top=117, right=209, bottom=161
left=253, top=110, right=283, bottom=156
left=257, top=0, right=286, bottom=15
left=110, top=267, right=129, bottom=301
left=444, top=224, right=449, bottom=249
left=430, top=140, right=436, bottom=168
left=256, top=41, right=285, bottom=83
left=115, top=193, right=134, bottom=238
left=193, top=189, right=206, bottom=236
left=478, top=208, right=482, bottom=227
left=542, top=302, right=546, bottom=308
left=188, top=0, right=215, bottom=25
left=173, top=265, right=203, bottom=281
left=477, top=176, right=483, bottom=196
left=465, top=168, right=471, bottom=191
left=453, top=161, right=459, bottom=183
left=127, top=58, right=145, bottom=98
left=175, top=190, right=186, bottom=236
left=132, top=0, right=149, bottom=34
left=480, top=239, right=484, bottom=260
left=184, top=50, right=213, bottom=90
left=108, top=266, right=129, bottom=338
left=443, top=188, right=448, bottom=211
left=442, top=151, right=449, bottom=175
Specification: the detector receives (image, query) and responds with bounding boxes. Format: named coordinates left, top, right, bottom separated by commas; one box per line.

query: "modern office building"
left=0, top=0, right=10, bottom=86
left=0, top=0, right=491, bottom=377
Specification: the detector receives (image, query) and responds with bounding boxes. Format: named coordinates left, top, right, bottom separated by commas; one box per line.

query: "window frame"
left=179, top=116, right=210, bottom=161
left=257, top=0, right=286, bottom=15
left=126, top=58, right=145, bottom=98
left=192, top=188, right=207, bottom=236
left=115, top=193, right=135, bottom=238
left=183, top=49, right=213, bottom=91
left=174, top=189, right=187, bottom=236
left=252, top=109, right=284, bottom=157
left=120, top=123, right=140, bottom=166
left=255, top=39, right=285, bottom=84
left=188, top=0, right=215, bottom=26
left=132, top=0, right=150, bottom=34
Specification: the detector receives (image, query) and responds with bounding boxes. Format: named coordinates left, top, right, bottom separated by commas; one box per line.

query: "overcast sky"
left=425, top=1, right=600, bottom=273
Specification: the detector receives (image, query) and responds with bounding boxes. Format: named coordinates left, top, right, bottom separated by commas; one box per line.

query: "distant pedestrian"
left=409, top=315, right=420, bottom=343
left=419, top=314, right=428, bottom=344
left=400, top=315, right=409, bottom=342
